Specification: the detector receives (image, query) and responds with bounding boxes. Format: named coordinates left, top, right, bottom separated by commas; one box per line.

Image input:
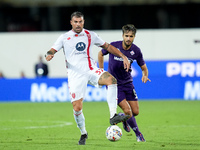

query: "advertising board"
left=0, top=60, right=199, bottom=102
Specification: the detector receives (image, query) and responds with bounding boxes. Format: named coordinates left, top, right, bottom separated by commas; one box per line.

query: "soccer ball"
left=105, top=125, right=122, bottom=141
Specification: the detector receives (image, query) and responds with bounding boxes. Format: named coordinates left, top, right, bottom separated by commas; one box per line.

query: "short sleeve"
left=136, top=48, right=145, bottom=66
left=93, top=32, right=105, bottom=47
left=51, top=34, right=64, bottom=51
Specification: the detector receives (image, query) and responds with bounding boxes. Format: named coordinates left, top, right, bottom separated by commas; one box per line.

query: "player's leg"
left=128, top=100, right=139, bottom=116
left=98, top=71, right=130, bottom=124
left=68, top=75, right=88, bottom=145
left=72, top=99, right=87, bottom=135
left=120, top=83, right=145, bottom=142
left=126, top=90, right=145, bottom=142
left=89, top=68, right=129, bottom=124
left=118, top=99, right=132, bottom=117
left=72, top=99, right=88, bottom=145
left=118, top=99, right=132, bottom=132
left=89, top=69, right=117, bottom=118
left=126, top=101, right=141, bottom=135
left=126, top=100, right=145, bottom=141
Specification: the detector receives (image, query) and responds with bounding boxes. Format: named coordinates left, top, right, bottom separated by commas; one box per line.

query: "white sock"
left=107, top=84, right=117, bottom=118
left=73, top=109, right=87, bottom=135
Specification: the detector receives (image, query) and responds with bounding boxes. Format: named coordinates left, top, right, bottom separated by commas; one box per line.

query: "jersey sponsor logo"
left=114, top=56, right=133, bottom=63
left=76, top=42, right=86, bottom=51
left=114, top=56, right=123, bottom=61
left=75, top=51, right=87, bottom=55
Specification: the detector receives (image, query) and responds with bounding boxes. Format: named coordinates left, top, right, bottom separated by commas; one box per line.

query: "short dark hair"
left=122, top=24, right=137, bottom=35
left=71, top=11, right=84, bottom=20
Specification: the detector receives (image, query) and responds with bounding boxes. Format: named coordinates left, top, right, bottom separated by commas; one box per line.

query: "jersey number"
left=95, top=69, right=104, bottom=75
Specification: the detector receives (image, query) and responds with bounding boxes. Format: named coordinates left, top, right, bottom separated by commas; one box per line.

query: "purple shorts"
left=117, top=82, right=138, bottom=104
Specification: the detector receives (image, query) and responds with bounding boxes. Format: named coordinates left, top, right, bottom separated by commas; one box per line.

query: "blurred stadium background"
left=0, top=0, right=200, bottom=102
left=1, top=0, right=200, bottom=31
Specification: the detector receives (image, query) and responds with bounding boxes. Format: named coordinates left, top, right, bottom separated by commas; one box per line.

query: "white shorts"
left=68, top=66, right=105, bottom=103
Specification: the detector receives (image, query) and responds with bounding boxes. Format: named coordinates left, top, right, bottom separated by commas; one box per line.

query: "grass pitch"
left=0, top=100, right=200, bottom=150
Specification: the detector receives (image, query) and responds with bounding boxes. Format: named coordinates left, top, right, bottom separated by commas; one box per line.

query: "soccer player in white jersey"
left=45, top=11, right=130, bottom=145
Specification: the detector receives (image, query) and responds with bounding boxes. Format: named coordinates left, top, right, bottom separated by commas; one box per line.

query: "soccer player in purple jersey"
left=98, top=24, right=151, bottom=142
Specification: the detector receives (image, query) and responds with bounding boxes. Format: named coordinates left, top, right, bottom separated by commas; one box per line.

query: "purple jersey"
left=101, top=41, right=145, bottom=85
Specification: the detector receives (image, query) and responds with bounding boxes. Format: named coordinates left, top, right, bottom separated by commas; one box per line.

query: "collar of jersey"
left=71, top=29, right=85, bottom=36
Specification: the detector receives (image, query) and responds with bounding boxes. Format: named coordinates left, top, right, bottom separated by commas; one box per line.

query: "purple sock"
left=127, top=116, right=141, bottom=136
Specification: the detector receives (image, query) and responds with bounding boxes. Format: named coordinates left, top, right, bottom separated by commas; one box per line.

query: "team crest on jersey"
left=130, top=51, right=135, bottom=55
left=76, top=42, right=86, bottom=51
left=71, top=93, right=76, bottom=99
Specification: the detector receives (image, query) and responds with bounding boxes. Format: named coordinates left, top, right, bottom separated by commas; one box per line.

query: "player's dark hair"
left=71, top=11, right=84, bottom=20
left=122, top=24, right=137, bottom=35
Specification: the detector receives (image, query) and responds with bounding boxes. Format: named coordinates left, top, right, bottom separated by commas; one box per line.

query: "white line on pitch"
left=0, top=120, right=73, bottom=130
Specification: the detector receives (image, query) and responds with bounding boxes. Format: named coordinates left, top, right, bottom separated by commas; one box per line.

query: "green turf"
left=0, top=100, right=200, bottom=150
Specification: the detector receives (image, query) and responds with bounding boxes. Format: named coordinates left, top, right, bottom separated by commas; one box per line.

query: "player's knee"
left=107, top=74, right=117, bottom=85
left=101, top=72, right=117, bottom=85
left=73, top=106, right=82, bottom=112
left=133, top=110, right=139, bottom=116
left=72, top=100, right=83, bottom=112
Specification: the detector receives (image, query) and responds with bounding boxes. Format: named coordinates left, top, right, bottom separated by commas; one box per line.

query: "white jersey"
left=51, top=29, right=105, bottom=76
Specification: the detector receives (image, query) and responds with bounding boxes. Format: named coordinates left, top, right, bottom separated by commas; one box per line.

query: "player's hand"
left=141, top=76, right=151, bottom=83
left=45, top=54, right=54, bottom=61
left=122, top=56, right=130, bottom=72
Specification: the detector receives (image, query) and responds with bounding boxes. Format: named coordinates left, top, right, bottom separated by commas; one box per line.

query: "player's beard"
left=124, top=40, right=131, bottom=49
left=75, top=26, right=82, bottom=33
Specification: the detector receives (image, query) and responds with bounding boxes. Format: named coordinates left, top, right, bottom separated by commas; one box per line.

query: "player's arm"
left=140, top=64, right=151, bottom=83
left=101, top=42, right=130, bottom=72
left=45, top=48, right=57, bottom=61
left=98, top=50, right=104, bottom=69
